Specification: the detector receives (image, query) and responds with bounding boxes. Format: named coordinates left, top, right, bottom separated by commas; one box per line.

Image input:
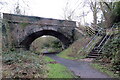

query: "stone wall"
left=3, top=13, right=77, bottom=49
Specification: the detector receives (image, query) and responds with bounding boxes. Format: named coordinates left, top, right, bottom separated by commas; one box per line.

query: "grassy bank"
left=44, top=56, right=75, bottom=78
left=91, top=63, right=119, bottom=78
left=57, top=37, right=92, bottom=60
left=57, top=36, right=102, bottom=60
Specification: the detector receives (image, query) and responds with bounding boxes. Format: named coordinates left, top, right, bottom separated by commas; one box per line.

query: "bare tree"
left=62, top=0, right=77, bottom=21
left=89, top=0, right=100, bottom=28
left=14, top=2, right=22, bottom=15
left=13, top=0, right=30, bottom=15
left=99, top=2, right=117, bottom=28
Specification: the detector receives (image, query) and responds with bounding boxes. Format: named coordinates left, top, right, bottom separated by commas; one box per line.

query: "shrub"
left=2, top=50, right=47, bottom=78
left=102, top=34, right=120, bottom=75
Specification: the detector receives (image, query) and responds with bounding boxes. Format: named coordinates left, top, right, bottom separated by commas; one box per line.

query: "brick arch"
left=20, top=30, right=72, bottom=50
left=3, top=13, right=77, bottom=50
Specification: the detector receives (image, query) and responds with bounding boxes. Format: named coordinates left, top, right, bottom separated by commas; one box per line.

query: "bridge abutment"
left=3, top=13, right=78, bottom=50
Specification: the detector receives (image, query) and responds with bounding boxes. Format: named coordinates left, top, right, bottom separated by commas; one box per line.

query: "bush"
left=2, top=50, right=47, bottom=78
left=51, top=40, right=62, bottom=49
left=102, top=34, right=120, bottom=75
left=30, top=36, right=63, bottom=53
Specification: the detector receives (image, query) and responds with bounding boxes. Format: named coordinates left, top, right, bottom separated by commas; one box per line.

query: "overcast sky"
left=0, top=0, right=94, bottom=25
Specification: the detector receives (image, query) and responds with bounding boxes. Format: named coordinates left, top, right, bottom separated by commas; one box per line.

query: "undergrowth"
left=91, top=62, right=119, bottom=78
left=2, top=50, right=47, bottom=78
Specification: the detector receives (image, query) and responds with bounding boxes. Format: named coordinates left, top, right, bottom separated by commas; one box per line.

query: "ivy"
left=102, top=34, right=120, bottom=75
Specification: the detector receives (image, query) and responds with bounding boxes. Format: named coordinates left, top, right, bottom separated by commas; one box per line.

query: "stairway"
left=86, top=35, right=110, bottom=58
left=86, top=23, right=117, bottom=58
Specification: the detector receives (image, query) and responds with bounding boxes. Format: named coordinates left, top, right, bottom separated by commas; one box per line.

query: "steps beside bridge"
left=86, top=35, right=111, bottom=58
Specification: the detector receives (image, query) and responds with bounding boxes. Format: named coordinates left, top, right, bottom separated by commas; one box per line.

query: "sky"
left=0, top=0, right=94, bottom=25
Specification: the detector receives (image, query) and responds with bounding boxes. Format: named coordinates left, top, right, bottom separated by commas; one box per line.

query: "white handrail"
left=97, top=24, right=115, bottom=48
left=86, top=34, right=99, bottom=52
left=98, top=24, right=118, bottom=53
left=85, top=32, right=99, bottom=49
left=97, top=35, right=107, bottom=48
left=98, top=34, right=112, bottom=53
left=85, top=27, right=103, bottom=49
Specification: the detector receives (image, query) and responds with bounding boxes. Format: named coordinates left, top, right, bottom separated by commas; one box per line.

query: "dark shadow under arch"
left=20, top=30, right=72, bottom=50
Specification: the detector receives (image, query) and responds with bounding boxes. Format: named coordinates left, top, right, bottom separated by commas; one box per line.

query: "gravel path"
left=45, top=54, right=110, bottom=78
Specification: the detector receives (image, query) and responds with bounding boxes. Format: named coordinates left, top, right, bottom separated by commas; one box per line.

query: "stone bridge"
left=3, top=13, right=84, bottom=50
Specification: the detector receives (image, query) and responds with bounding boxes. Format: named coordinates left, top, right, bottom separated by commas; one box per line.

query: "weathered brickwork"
left=3, top=13, right=83, bottom=50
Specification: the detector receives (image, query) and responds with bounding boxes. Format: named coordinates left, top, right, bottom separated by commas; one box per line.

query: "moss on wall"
left=19, top=22, right=29, bottom=29
left=2, top=20, right=16, bottom=51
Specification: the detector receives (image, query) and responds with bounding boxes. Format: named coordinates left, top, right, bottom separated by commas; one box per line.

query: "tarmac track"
left=45, top=54, right=110, bottom=78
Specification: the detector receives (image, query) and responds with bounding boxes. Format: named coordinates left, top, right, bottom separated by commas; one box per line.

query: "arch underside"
left=20, top=30, right=72, bottom=50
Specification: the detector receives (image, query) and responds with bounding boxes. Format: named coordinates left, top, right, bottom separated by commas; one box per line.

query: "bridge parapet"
left=3, top=13, right=76, bottom=27
left=3, top=13, right=77, bottom=49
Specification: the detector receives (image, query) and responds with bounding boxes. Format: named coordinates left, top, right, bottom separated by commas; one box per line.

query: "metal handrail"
left=85, top=32, right=99, bottom=49
left=97, top=24, right=115, bottom=48
left=86, top=34, right=99, bottom=52
left=97, top=35, right=107, bottom=48
left=84, top=27, right=104, bottom=53
left=77, top=30, right=99, bottom=54
left=98, top=24, right=118, bottom=53
left=85, top=27, right=103, bottom=49
left=98, top=34, right=112, bottom=53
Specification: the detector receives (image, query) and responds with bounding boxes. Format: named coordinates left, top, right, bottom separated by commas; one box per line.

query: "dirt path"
left=45, top=54, right=110, bottom=78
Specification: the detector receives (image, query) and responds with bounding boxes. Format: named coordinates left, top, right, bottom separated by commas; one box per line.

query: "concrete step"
left=87, top=53, right=102, bottom=58
left=92, top=50, right=100, bottom=52
left=90, top=51, right=102, bottom=54
left=86, top=56, right=98, bottom=58
left=88, top=53, right=101, bottom=56
left=93, top=48, right=101, bottom=50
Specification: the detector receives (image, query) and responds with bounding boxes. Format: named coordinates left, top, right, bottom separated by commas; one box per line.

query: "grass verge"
left=57, top=48, right=76, bottom=60
left=91, top=63, right=119, bottom=78
left=57, top=36, right=102, bottom=60
left=57, top=38, right=90, bottom=60
left=44, top=56, right=75, bottom=78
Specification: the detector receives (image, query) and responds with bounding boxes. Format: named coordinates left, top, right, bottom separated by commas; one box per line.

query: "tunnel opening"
left=20, top=30, right=72, bottom=50
left=30, top=36, right=63, bottom=54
